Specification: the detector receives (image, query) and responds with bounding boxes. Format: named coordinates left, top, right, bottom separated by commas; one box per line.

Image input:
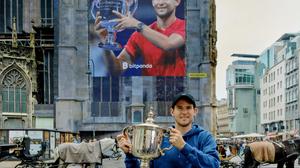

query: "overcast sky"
left=215, top=0, right=300, bottom=100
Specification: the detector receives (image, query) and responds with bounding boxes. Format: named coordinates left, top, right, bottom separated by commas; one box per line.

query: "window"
left=132, top=111, right=142, bottom=123
left=280, top=81, right=282, bottom=88
left=156, top=77, right=184, bottom=116
left=92, top=77, right=121, bottom=117
left=37, top=50, right=54, bottom=104
left=2, top=70, right=27, bottom=113
left=41, top=0, right=54, bottom=26
left=235, top=69, right=254, bottom=85
left=0, top=0, right=23, bottom=33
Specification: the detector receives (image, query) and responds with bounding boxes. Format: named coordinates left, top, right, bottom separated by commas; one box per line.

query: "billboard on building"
left=89, top=0, right=185, bottom=76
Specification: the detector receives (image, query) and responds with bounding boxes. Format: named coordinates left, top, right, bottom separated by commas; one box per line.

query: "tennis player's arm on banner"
left=112, top=11, right=185, bottom=51
left=94, top=12, right=132, bottom=75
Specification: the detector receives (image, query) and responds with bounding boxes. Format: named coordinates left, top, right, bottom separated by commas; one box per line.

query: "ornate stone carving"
left=209, top=0, right=217, bottom=67
left=0, top=44, right=36, bottom=92
left=2, top=70, right=26, bottom=89
left=0, top=45, right=32, bottom=59
left=0, top=43, right=36, bottom=128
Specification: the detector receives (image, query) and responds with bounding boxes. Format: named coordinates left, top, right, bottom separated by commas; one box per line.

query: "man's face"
left=170, top=99, right=197, bottom=127
left=152, top=0, right=180, bottom=19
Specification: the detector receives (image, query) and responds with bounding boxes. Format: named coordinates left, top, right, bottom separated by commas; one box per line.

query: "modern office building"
left=226, top=33, right=300, bottom=136
left=260, top=58, right=286, bottom=133
left=282, top=34, right=300, bottom=133
left=259, top=33, right=300, bottom=134
left=226, top=54, right=259, bottom=134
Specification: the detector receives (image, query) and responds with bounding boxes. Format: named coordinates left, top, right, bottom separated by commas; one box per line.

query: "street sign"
left=188, top=72, right=208, bottom=78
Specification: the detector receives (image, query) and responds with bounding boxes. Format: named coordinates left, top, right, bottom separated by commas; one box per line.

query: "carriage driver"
left=116, top=93, right=220, bottom=168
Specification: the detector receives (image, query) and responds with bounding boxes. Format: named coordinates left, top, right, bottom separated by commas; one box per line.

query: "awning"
left=231, top=133, right=265, bottom=139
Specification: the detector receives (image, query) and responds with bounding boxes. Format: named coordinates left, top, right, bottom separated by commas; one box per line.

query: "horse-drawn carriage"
left=52, top=138, right=122, bottom=168
left=0, top=136, right=47, bottom=167
left=217, top=140, right=244, bottom=168
left=217, top=133, right=300, bottom=168
left=243, top=138, right=300, bottom=168
left=0, top=136, right=122, bottom=168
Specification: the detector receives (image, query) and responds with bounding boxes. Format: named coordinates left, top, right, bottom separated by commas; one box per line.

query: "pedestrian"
left=94, top=0, right=186, bottom=76
left=117, top=93, right=220, bottom=168
left=225, top=145, right=231, bottom=158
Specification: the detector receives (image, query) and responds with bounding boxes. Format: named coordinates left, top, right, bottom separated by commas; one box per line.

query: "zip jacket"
left=125, top=124, right=220, bottom=168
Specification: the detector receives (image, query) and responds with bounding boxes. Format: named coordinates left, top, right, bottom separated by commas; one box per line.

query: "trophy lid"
left=138, top=107, right=160, bottom=128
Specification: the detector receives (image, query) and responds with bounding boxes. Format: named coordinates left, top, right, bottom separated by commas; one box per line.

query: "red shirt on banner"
left=125, top=19, right=186, bottom=76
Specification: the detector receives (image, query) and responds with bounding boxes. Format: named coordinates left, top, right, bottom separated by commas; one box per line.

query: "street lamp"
left=86, top=59, right=95, bottom=139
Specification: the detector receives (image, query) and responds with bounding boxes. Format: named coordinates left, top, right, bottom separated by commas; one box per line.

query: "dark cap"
left=171, top=93, right=196, bottom=108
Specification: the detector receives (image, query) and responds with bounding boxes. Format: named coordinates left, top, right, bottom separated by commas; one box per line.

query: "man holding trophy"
left=117, top=93, right=220, bottom=168
left=94, top=0, right=186, bottom=76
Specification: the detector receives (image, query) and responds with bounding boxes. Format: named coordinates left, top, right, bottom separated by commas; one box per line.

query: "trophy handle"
left=130, top=0, right=138, bottom=15
left=159, top=145, right=173, bottom=156
left=159, top=128, right=173, bottom=156
left=124, top=0, right=138, bottom=16
left=123, top=126, right=134, bottom=140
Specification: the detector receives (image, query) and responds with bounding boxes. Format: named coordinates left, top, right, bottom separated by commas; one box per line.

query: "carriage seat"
left=22, top=137, right=47, bottom=161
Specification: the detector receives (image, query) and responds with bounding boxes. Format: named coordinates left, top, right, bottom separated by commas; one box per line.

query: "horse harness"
left=272, top=140, right=299, bottom=163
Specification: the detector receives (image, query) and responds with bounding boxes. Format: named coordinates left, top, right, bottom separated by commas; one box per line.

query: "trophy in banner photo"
left=91, top=0, right=138, bottom=50
left=123, top=108, right=173, bottom=168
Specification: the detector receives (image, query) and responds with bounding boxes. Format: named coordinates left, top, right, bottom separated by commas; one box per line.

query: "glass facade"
left=235, top=69, right=254, bottom=85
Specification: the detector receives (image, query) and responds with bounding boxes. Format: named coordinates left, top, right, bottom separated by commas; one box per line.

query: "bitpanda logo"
left=122, top=62, right=129, bottom=70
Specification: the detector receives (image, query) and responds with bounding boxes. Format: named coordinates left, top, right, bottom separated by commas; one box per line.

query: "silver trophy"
left=91, top=0, right=138, bottom=50
left=123, top=108, right=172, bottom=168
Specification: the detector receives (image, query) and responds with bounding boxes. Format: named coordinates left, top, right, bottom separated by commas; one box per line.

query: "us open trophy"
left=91, top=0, right=138, bottom=50
left=123, top=108, right=173, bottom=168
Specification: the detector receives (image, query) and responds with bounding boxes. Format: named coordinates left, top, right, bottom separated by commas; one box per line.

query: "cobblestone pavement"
left=260, top=160, right=300, bottom=168
left=102, top=158, right=125, bottom=168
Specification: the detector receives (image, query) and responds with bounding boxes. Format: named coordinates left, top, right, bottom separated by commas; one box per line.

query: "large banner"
left=89, top=0, right=185, bottom=76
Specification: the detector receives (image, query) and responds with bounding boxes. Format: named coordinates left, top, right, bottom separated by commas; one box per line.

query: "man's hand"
left=112, top=10, right=140, bottom=31
left=94, top=12, right=108, bottom=44
left=169, top=128, right=186, bottom=150
left=116, top=134, right=132, bottom=154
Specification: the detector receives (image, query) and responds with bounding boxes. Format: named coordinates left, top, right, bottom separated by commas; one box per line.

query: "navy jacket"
left=125, top=124, right=220, bottom=168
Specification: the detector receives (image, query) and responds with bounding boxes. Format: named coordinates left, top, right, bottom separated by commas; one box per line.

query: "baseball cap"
left=171, top=93, right=196, bottom=108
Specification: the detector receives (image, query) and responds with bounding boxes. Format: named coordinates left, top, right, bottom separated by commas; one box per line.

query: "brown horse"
left=243, top=138, right=300, bottom=168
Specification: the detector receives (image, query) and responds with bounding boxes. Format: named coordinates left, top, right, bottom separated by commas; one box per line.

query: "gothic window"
left=2, top=70, right=27, bottom=113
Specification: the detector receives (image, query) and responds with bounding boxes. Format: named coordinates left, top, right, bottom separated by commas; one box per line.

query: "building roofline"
left=276, top=33, right=300, bottom=42
left=231, top=53, right=259, bottom=58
